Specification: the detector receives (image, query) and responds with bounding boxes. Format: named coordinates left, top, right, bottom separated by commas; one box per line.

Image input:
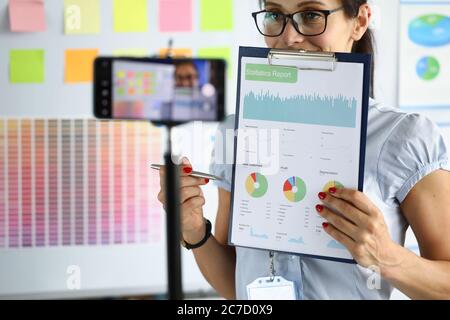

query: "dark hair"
left=175, top=60, right=199, bottom=72
left=258, top=0, right=375, bottom=97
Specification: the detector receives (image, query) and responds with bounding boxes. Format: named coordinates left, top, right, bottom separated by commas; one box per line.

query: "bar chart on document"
left=0, top=119, right=165, bottom=296
left=230, top=57, right=365, bottom=260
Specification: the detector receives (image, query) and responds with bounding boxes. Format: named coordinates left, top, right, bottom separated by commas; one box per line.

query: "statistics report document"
left=229, top=48, right=370, bottom=262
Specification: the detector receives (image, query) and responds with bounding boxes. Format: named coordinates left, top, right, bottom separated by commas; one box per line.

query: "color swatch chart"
left=0, top=119, right=162, bottom=248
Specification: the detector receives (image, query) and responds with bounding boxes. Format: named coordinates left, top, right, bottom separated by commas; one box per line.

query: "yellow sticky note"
left=64, top=0, right=100, bottom=34
left=10, top=49, right=45, bottom=83
left=198, top=47, right=232, bottom=76
left=113, top=0, right=148, bottom=33
left=113, top=49, right=149, bottom=57
left=200, top=0, right=233, bottom=31
left=159, top=48, right=193, bottom=58
left=65, top=49, right=99, bottom=83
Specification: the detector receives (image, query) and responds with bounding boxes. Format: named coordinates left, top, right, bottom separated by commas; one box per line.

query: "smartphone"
left=93, top=57, right=226, bottom=124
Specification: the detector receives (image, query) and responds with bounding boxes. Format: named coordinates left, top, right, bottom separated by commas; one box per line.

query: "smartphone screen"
left=94, top=58, right=226, bottom=123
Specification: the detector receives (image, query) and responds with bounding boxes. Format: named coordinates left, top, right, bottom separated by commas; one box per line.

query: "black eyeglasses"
left=252, top=7, right=344, bottom=37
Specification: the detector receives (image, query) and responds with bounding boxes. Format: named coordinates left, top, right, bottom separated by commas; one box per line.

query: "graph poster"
left=399, top=0, right=450, bottom=140
left=229, top=54, right=367, bottom=261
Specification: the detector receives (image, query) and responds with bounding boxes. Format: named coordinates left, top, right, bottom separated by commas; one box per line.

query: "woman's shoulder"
left=369, top=100, right=443, bottom=144
left=368, top=99, right=410, bottom=130
left=371, top=100, right=449, bottom=203
left=368, top=99, right=445, bottom=146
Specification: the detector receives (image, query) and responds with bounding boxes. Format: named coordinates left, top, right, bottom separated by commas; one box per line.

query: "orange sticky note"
left=65, top=49, right=98, bottom=83
left=9, top=0, right=46, bottom=32
left=159, top=48, right=192, bottom=58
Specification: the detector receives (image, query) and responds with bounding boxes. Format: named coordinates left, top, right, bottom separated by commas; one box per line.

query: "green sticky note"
left=64, top=0, right=100, bottom=34
left=200, top=0, right=233, bottom=31
left=10, top=49, right=45, bottom=84
left=113, top=0, right=148, bottom=33
left=198, top=47, right=232, bottom=76
left=113, top=49, right=149, bottom=57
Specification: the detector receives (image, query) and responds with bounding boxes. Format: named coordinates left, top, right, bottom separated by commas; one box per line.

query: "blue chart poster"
left=399, top=0, right=450, bottom=143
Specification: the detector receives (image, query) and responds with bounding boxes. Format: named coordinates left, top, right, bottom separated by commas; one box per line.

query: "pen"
left=150, top=164, right=223, bottom=181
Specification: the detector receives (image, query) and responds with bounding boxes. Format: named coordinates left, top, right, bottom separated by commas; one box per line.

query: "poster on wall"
left=399, top=0, right=450, bottom=145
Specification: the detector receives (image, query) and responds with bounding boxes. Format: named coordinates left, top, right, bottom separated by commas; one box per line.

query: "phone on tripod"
left=93, top=57, right=226, bottom=125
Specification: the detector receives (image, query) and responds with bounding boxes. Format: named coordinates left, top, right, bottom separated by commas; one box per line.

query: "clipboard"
left=228, top=46, right=371, bottom=263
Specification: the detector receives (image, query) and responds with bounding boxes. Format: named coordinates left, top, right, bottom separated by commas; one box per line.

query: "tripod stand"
left=158, top=123, right=183, bottom=300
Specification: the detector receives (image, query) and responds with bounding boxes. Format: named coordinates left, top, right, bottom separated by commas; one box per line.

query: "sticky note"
left=113, top=49, right=149, bottom=57
left=159, top=48, right=193, bottom=58
left=159, top=0, right=192, bottom=32
left=113, top=0, right=148, bottom=33
left=10, top=49, right=45, bottom=83
left=9, top=0, right=46, bottom=32
left=65, top=49, right=99, bottom=83
left=64, top=0, right=100, bottom=34
left=198, top=47, right=232, bottom=76
left=200, top=0, right=233, bottom=31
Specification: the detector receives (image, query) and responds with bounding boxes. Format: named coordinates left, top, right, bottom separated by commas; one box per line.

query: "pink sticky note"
left=9, top=0, right=46, bottom=32
left=159, top=0, right=192, bottom=32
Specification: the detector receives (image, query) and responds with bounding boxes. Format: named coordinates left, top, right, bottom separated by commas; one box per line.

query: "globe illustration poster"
left=416, top=56, right=440, bottom=80
left=399, top=2, right=450, bottom=127
left=408, top=14, right=450, bottom=47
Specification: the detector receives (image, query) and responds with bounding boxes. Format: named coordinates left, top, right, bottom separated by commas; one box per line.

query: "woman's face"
left=262, top=0, right=368, bottom=53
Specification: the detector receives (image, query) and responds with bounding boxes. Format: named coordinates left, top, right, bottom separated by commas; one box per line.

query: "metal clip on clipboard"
left=268, top=49, right=337, bottom=72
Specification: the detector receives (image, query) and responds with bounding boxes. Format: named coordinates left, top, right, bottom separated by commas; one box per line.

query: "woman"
left=158, top=0, right=450, bottom=300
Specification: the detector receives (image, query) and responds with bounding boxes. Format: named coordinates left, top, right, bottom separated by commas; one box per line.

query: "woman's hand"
left=316, top=187, right=402, bottom=271
left=157, top=157, right=210, bottom=244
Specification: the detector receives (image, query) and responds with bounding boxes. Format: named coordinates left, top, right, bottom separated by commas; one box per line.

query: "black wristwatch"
left=181, top=219, right=212, bottom=250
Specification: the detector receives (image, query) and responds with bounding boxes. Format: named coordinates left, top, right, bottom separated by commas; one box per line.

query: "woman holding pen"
left=158, top=0, right=450, bottom=300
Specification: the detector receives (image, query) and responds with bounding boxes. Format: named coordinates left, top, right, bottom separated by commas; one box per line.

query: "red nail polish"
left=329, top=187, right=337, bottom=194
left=183, top=167, right=192, bottom=174
left=205, top=178, right=210, bottom=184
left=318, top=192, right=327, bottom=200
left=316, top=204, right=324, bottom=212
left=322, top=222, right=329, bottom=229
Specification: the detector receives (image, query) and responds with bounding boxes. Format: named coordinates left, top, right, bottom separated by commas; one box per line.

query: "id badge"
left=246, top=276, right=297, bottom=300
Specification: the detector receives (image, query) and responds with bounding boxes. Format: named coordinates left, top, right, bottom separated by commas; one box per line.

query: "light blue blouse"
left=209, top=99, right=450, bottom=300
